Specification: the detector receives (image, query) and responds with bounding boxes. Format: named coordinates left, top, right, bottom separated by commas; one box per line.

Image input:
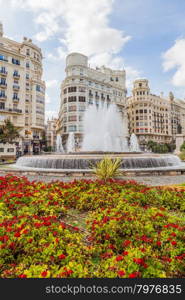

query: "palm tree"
left=0, top=119, right=20, bottom=144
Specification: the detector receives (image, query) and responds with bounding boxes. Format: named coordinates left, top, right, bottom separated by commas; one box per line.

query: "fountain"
left=130, top=133, right=141, bottom=152
left=15, top=102, right=184, bottom=174
left=67, top=132, right=76, bottom=153
left=56, top=134, right=64, bottom=153
left=82, top=102, right=129, bottom=152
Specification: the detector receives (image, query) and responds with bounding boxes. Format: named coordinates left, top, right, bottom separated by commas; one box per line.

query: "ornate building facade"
left=58, top=53, right=128, bottom=150
left=0, top=22, right=45, bottom=155
left=127, top=79, right=185, bottom=149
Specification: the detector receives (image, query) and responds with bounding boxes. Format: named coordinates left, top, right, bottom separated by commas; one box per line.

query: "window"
left=12, top=58, right=20, bottom=65
left=26, top=73, right=29, bottom=79
left=26, top=62, right=30, bottom=68
left=68, top=96, right=77, bottom=102
left=68, top=125, right=76, bottom=132
left=68, top=86, right=76, bottom=93
left=116, top=77, right=119, bottom=82
left=79, top=87, right=86, bottom=92
left=68, top=115, right=77, bottom=122
left=63, top=88, right=67, bottom=94
left=0, top=148, right=4, bottom=152
left=0, top=54, right=8, bottom=62
left=26, top=49, right=30, bottom=56
left=7, top=148, right=14, bottom=152
left=79, top=105, right=85, bottom=112
left=0, top=102, right=5, bottom=109
left=69, top=105, right=76, bottom=112
left=79, top=96, right=86, bottom=102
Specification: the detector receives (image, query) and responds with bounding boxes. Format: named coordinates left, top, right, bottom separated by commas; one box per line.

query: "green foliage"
left=147, top=140, right=174, bottom=153
left=0, top=119, right=20, bottom=144
left=178, top=150, right=185, bottom=161
left=0, top=175, right=184, bottom=278
left=180, top=142, right=185, bottom=152
left=91, top=157, right=122, bottom=181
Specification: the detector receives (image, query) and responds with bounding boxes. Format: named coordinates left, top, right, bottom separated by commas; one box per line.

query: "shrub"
left=91, top=157, right=122, bottom=181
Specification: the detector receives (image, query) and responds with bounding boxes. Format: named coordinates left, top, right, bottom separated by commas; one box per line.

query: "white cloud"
left=46, top=79, right=58, bottom=88
left=162, top=38, right=185, bottom=87
left=125, top=66, right=141, bottom=88
left=10, top=0, right=132, bottom=65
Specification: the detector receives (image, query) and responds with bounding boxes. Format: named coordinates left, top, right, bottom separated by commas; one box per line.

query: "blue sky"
left=0, top=0, right=185, bottom=120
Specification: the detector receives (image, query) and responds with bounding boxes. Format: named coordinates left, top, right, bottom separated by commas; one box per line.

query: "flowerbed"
left=0, top=174, right=184, bottom=278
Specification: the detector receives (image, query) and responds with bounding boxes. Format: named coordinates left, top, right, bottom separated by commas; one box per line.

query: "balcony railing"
left=0, top=82, right=7, bottom=88
left=0, top=94, right=7, bottom=100
left=0, top=70, right=7, bottom=76
left=13, top=97, right=20, bottom=101
left=13, top=73, right=20, bottom=79
left=0, top=107, right=22, bottom=113
left=13, top=85, right=20, bottom=90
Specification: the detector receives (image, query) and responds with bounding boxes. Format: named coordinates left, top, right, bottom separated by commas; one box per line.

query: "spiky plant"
left=91, top=156, right=122, bottom=181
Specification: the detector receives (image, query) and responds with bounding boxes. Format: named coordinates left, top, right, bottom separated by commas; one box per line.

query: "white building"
left=0, top=22, right=45, bottom=155
left=58, top=52, right=128, bottom=149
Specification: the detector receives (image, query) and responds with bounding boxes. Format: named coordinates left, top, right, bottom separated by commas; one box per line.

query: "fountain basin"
left=15, top=153, right=182, bottom=170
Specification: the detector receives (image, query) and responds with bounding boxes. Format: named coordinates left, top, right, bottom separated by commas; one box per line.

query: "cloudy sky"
left=1, top=0, right=185, bottom=120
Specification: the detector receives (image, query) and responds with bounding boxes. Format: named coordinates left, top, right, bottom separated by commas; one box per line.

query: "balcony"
left=13, top=85, right=20, bottom=91
left=0, top=107, right=22, bottom=113
left=0, top=70, right=7, bottom=76
left=13, top=73, right=20, bottom=79
left=0, top=94, right=7, bottom=100
left=13, top=97, right=20, bottom=102
left=0, top=82, right=7, bottom=88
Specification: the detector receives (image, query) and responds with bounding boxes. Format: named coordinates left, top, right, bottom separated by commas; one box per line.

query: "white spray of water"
left=67, top=132, right=75, bottom=153
left=56, top=134, right=64, bottom=153
left=130, top=133, right=141, bottom=152
left=82, top=102, right=129, bottom=152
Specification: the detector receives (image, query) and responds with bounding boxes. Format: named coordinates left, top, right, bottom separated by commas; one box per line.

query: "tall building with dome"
left=58, top=52, right=128, bottom=150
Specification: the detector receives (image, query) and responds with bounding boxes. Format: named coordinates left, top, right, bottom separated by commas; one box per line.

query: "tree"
left=0, top=119, right=20, bottom=144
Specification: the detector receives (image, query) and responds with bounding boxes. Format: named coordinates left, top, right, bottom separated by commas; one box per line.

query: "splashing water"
left=82, top=102, right=129, bottom=152
left=67, top=132, right=76, bottom=153
left=56, top=134, right=64, bottom=153
left=130, top=133, right=141, bottom=152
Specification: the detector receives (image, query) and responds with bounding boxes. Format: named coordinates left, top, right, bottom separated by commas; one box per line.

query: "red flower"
left=105, top=234, right=110, bottom=240
left=123, top=240, right=131, bottom=247
left=129, top=272, right=140, bottom=278
left=59, top=254, right=66, bottom=260
left=41, top=271, right=47, bottom=277
left=28, top=238, right=33, bottom=243
left=9, top=242, right=16, bottom=249
left=122, top=251, right=129, bottom=256
left=171, top=241, right=177, bottom=246
left=117, top=270, right=125, bottom=277
left=116, top=255, right=123, bottom=262
left=18, top=274, right=27, bottom=278
left=14, top=232, right=21, bottom=238
left=156, top=241, right=162, bottom=247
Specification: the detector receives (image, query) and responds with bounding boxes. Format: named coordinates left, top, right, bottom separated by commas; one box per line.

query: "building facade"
left=0, top=22, right=45, bottom=155
left=58, top=52, right=128, bottom=149
left=127, top=79, right=185, bottom=149
left=46, top=118, right=57, bottom=151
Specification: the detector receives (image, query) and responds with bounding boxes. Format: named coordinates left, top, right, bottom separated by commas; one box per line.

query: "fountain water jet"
left=130, top=133, right=141, bottom=152
left=82, top=102, right=129, bottom=152
left=67, top=132, right=75, bottom=153
left=56, top=134, right=64, bottom=153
